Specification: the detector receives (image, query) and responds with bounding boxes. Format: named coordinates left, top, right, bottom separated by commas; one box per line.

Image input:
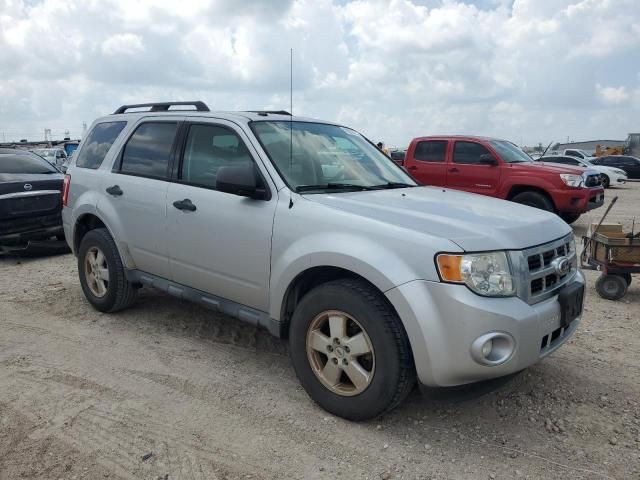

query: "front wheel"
left=289, top=279, right=415, bottom=420
left=601, top=174, right=610, bottom=188
left=595, top=274, right=627, bottom=301
left=511, top=191, right=554, bottom=212
left=560, top=213, right=581, bottom=224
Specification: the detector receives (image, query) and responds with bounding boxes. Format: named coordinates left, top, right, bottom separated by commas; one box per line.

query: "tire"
left=511, top=191, right=554, bottom=212
left=601, top=174, right=610, bottom=188
left=595, top=274, right=627, bottom=301
left=77, top=228, right=138, bottom=312
left=560, top=213, right=581, bottom=224
left=289, top=279, right=415, bottom=420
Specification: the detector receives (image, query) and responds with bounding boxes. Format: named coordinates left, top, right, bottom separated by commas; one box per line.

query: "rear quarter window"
left=76, top=121, right=127, bottom=169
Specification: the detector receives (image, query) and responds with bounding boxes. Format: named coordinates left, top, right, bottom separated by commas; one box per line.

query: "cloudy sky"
left=1, top=0, right=638, bottom=147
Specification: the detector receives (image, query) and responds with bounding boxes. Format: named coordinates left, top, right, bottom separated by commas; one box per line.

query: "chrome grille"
left=509, top=233, right=577, bottom=305
left=584, top=174, right=601, bottom=187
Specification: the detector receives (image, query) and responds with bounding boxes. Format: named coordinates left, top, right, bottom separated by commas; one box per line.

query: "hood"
left=305, top=186, right=571, bottom=252
left=517, top=162, right=585, bottom=174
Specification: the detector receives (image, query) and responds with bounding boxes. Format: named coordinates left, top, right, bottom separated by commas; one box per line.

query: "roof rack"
left=113, top=101, right=210, bottom=114
left=246, top=110, right=292, bottom=116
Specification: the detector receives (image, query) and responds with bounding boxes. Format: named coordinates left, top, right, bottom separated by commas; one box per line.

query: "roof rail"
left=113, top=101, right=210, bottom=114
left=246, top=110, right=292, bottom=116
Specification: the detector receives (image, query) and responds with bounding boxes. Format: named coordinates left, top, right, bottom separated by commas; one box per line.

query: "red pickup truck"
left=403, top=135, right=605, bottom=224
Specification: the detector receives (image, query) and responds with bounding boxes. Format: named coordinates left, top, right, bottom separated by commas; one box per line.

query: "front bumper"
left=552, top=187, right=604, bottom=214
left=611, top=173, right=627, bottom=185
left=385, top=270, right=584, bottom=387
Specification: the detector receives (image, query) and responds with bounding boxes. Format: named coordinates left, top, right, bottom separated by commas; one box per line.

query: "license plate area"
left=557, top=281, right=584, bottom=328
left=5, top=194, right=59, bottom=215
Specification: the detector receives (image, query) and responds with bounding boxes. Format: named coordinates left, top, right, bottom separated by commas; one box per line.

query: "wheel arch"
left=279, top=266, right=378, bottom=331
left=506, top=185, right=557, bottom=211
left=72, top=213, right=133, bottom=268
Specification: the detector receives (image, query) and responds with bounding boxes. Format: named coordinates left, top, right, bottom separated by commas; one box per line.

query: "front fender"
left=498, top=176, right=559, bottom=202
left=269, top=232, right=425, bottom=320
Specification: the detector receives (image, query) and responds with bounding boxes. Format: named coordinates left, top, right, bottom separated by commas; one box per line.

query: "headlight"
left=559, top=174, right=584, bottom=187
left=436, top=251, right=515, bottom=297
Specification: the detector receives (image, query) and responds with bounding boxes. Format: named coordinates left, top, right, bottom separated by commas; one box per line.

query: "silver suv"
left=62, top=101, right=585, bottom=420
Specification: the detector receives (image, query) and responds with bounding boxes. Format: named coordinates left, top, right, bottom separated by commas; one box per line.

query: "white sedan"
left=538, top=155, right=627, bottom=188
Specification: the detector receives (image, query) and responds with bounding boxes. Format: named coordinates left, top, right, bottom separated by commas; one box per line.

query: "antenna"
left=289, top=48, right=293, bottom=175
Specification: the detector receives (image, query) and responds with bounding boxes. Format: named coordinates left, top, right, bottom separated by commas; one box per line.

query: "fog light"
left=470, top=332, right=515, bottom=366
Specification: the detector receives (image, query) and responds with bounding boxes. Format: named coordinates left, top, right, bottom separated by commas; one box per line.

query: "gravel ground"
left=1, top=183, right=639, bottom=480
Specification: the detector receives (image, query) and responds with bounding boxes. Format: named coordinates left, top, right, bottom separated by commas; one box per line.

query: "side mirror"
left=479, top=154, right=498, bottom=166
left=216, top=164, right=268, bottom=200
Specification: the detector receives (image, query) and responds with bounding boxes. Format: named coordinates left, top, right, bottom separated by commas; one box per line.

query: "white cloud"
left=0, top=0, right=638, bottom=146
left=102, top=34, right=145, bottom=56
left=596, top=84, right=630, bottom=105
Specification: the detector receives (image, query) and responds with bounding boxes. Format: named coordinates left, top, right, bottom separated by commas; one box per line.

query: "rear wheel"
left=560, top=213, right=581, bottom=224
left=289, top=279, right=415, bottom=420
left=78, top=228, right=138, bottom=312
left=601, top=174, right=610, bottom=188
left=595, top=274, right=627, bottom=301
left=511, top=191, right=554, bottom=212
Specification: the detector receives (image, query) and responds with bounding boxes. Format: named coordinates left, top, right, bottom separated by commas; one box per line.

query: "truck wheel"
left=600, top=174, right=610, bottom=188
left=289, top=279, right=415, bottom=420
left=560, top=213, right=581, bottom=224
left=595, top=274, right=627, bottom=301
left=78, top=228, right=138, bottom=312
left=511, top=191, right=554, bottom=212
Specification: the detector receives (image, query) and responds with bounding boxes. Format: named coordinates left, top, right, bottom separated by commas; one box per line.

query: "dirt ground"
left=1, top=184, right=639, bottom=480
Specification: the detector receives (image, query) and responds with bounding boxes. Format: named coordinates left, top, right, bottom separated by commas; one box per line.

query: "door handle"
left=173, top=198, right=197, bottom=212
left=106, top=185, right=123, bottom=196
left=448, top=168, right=459, bottom=173
left=407, top=165, right=418, bottom=171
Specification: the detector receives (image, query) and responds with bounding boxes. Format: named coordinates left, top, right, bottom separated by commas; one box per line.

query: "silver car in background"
left=62, top=101, right=585, bottom=420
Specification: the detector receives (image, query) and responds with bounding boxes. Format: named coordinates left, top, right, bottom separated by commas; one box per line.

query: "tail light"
left=62, top=174, right=71, bottom=206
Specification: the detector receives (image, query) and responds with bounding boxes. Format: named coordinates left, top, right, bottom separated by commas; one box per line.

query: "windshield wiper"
left=295, top=183, right=377, bottom=192
left=371, top=182, right=416, bottom=189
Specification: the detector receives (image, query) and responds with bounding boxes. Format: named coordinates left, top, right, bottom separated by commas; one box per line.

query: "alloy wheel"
left=306, top=310, right=375, bottom=396
left=84, top=246, right=109, bottom=297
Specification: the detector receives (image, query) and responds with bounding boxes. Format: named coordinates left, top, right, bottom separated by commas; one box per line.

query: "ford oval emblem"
left=552, top=256, right=571, bottom=276
left=23, top=183, right=33, bottom=191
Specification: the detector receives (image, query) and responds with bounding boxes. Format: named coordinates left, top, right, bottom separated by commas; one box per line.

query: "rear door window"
left=414, top=140, right=447, bottom=162
left=453, top=141, right=491, bottom=165
left=76, top=121, right=127, bottom=169
left=119, top=122, right=178, bottom=179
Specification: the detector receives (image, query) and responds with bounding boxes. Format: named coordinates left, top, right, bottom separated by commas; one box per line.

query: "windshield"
left=33, top=149, right=56, bottom=158
left=488, top=140, right=532, bottom=163
left=251, top=121, right=416, bottom=192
